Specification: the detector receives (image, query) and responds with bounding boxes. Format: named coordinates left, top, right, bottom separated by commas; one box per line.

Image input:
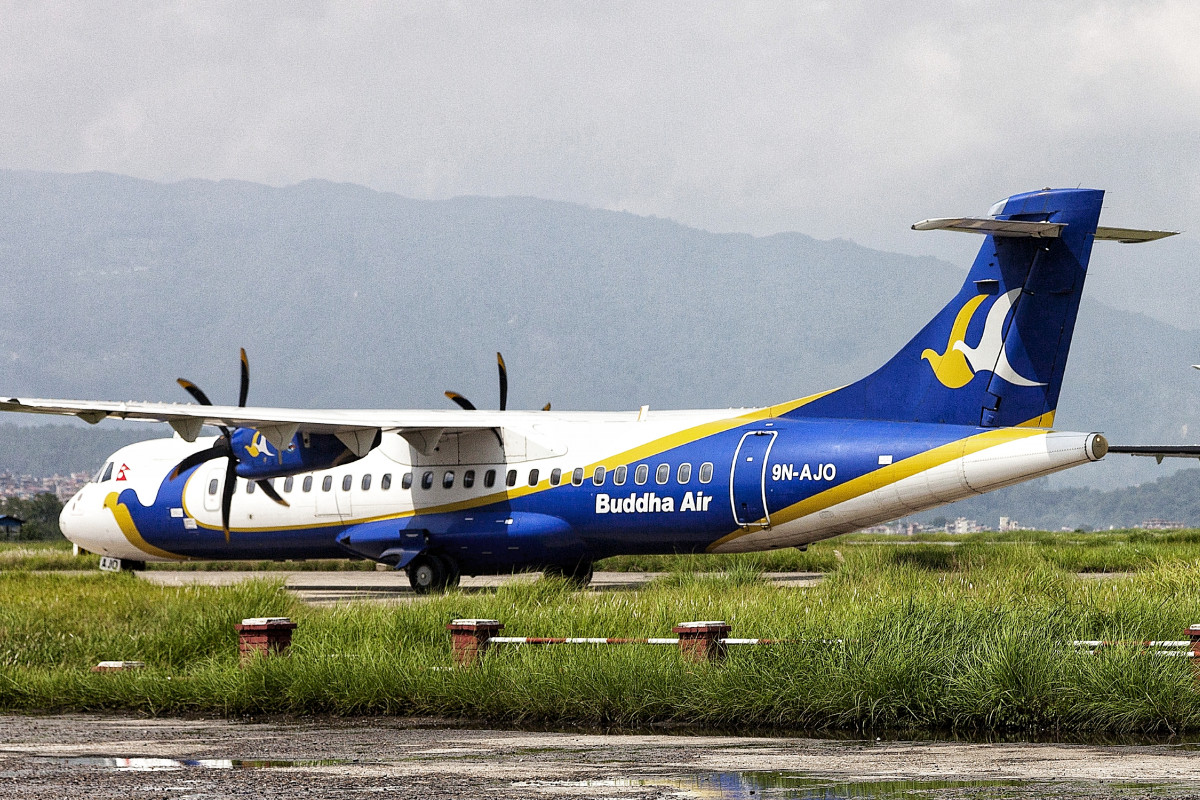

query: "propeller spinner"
left=168, top=348, right=288, bottom=541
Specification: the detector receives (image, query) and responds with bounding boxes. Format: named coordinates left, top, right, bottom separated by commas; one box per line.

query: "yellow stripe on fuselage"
left=104, top=491, right=187, bottom=560
left=705, top=424, right=1048, bottom=551
left=180, top=388, right=840, bottom=534
left=1017, top=411, right=1056, bottom=428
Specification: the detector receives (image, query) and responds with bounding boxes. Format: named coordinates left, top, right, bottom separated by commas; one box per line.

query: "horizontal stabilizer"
left=913, top=218, right=1178, bottom=244
left=1093, top=226, right=1179, bottom=243
left=911, top=217, right=1064, bottom=238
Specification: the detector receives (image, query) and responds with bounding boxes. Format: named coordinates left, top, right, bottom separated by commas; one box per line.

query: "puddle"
left=516, top=771, right=1171, bottom=798
left=48, top=756, right=348, bottom=771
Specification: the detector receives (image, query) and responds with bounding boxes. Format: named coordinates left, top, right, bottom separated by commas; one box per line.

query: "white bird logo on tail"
left=922, top=288, right=1046, bottom=389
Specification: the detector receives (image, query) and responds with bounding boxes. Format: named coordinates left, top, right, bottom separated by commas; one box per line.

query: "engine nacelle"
left=230, top=428, right=375, bottom=480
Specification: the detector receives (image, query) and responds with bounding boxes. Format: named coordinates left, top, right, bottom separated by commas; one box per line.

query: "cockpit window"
left=100, top=462, right=114, bottom=482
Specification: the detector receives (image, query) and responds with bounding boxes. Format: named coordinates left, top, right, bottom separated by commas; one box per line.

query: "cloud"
left=1, top=1, right=1196, bottom=257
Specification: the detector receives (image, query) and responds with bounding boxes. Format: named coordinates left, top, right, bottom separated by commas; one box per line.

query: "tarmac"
left=2, top=715, right=1199, bottom=799
left=136, top=569, right=827, bottom=604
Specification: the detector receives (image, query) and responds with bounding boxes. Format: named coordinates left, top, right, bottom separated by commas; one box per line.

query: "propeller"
left=443, top=352, right=550, bottom=412
left=497, top=352, right=508, bottom=411
left=168, top=348, right=287, bottom=542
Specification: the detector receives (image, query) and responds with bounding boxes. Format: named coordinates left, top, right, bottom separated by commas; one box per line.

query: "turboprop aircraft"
left=0, top=188, right=1178, bottom=592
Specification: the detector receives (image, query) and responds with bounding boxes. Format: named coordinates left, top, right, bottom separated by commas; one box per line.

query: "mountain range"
left=1, top=169, right=1197, bottom=496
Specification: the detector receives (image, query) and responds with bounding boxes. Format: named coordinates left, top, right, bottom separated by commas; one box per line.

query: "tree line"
left=1, top=494, right=64, bottom=541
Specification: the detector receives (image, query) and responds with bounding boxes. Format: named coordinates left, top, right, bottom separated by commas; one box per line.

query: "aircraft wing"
left=0, top=396, right=518, bottom=456
left=1107, top=445, right=1200, bottom=464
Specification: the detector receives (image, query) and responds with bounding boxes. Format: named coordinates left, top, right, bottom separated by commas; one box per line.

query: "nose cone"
left=58, top=489, right=82, bottom=545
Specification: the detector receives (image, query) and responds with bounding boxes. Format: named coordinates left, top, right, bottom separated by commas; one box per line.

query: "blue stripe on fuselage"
left=118, top=417, right=981, bottom=568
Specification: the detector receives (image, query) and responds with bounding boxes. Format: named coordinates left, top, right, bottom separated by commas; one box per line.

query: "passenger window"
left=593, top=466, right=606, bottom=486
left=634, top=464, right=649, bottom=485
left=614, top=465, right=627, bottom=486
left=464, top=469, right=475, bottom=489
left=401, top=472, right=412, bottom=490
left=101, top=462, right=114, bottom=482
left=571, top=468, right=583, bottom=486
left=677, top=463, right=691, bottom=484
left=342, top=474, right=352, bottom=491
left=443, top=471, right=455, bottom=489
left=421, top=471, right=434, bottom=490
left=506, top=469, right=517, bottom=487
left=381, top=473, right=392, bottom=490
left=528, top=468, right=539, bottom=486
left=283, top=476, right=294, bottom=493
left=656, top=464, right=670, bottom=484
left=484, top=469, right=496, bottom=488
left=303, top=475, right=313, bottom=492
left=246, top=480, right=255, bottom=494
left=699, top=462, right=714, bottom=483
left=208, top=478, right=219, bottom=496
left=322, top=475, right=333, bottom=492
left=550, top=468, right=561, bottom=486
left=361, top=474, right=372, bottom=491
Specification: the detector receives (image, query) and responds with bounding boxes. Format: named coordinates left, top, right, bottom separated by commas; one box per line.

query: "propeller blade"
left=543, top=402, right=551, bottom=411
left=256, top=479, right=289, bottom=507
left=444, top=391, right=477, bottom=411
left=176, top=378, right=214, bottom=406
left=176, top=379, right=231, bottom=437
left=168, top=440, right=232, bottom=481
left=238, top=348, right=250, bottom=408
left=221, top=458, right=237, bottom=542
left=497, top=352, right=508, bottom=412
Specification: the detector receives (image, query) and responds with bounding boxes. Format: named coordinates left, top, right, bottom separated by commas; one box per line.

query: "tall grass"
left=0, top=541, right=376, bottom=571
left=6, top=530, right=1200, bottom=573
left=598, top=530, right=1200, bottom=575
left=2, top=551, right=1200, bottom=735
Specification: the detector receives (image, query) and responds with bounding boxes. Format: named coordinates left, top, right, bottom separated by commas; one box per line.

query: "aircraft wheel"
left=543, top=559, right=594, bottom=588
left=444, top=557, right=462, bottom=589
left=406, top=554, right=449, bottom=594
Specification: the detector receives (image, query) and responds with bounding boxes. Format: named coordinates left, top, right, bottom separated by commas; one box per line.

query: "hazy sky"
left=2, top=1, right=1196, bottom=261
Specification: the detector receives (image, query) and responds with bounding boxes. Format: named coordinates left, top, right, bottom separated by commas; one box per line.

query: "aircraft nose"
left=57, top=486, right=104, bottom=554
left=58, top=490, right=80, bottom=543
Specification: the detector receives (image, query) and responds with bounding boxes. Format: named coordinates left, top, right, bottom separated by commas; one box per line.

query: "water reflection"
left=517, top=772, right=1031, bottom=799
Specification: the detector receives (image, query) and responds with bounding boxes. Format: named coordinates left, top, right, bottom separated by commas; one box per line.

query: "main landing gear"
left=402, top=555, right=595, bottom=594
left=405, top=554, right=461, bottom=594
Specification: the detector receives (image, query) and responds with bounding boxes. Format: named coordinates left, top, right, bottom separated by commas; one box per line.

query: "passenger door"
left=730, top=431, right=776, bottom=528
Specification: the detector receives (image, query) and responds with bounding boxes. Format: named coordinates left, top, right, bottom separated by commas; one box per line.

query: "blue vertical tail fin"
left=786, top=188, right=1105, bottom=428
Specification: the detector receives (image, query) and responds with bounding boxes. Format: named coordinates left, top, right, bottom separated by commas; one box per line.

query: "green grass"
left=7, top=529, right=1200, bottom=574
left=597, top=529, right=1200, bottom=574
left=0, top=540, right=99, bottom=571
left=3, top=547, right=1200, bottom=735
left=0, top=541, right=375, bottom=571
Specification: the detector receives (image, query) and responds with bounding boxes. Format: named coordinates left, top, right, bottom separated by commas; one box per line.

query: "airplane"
left=0, top=188, right=1178, bottom=592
